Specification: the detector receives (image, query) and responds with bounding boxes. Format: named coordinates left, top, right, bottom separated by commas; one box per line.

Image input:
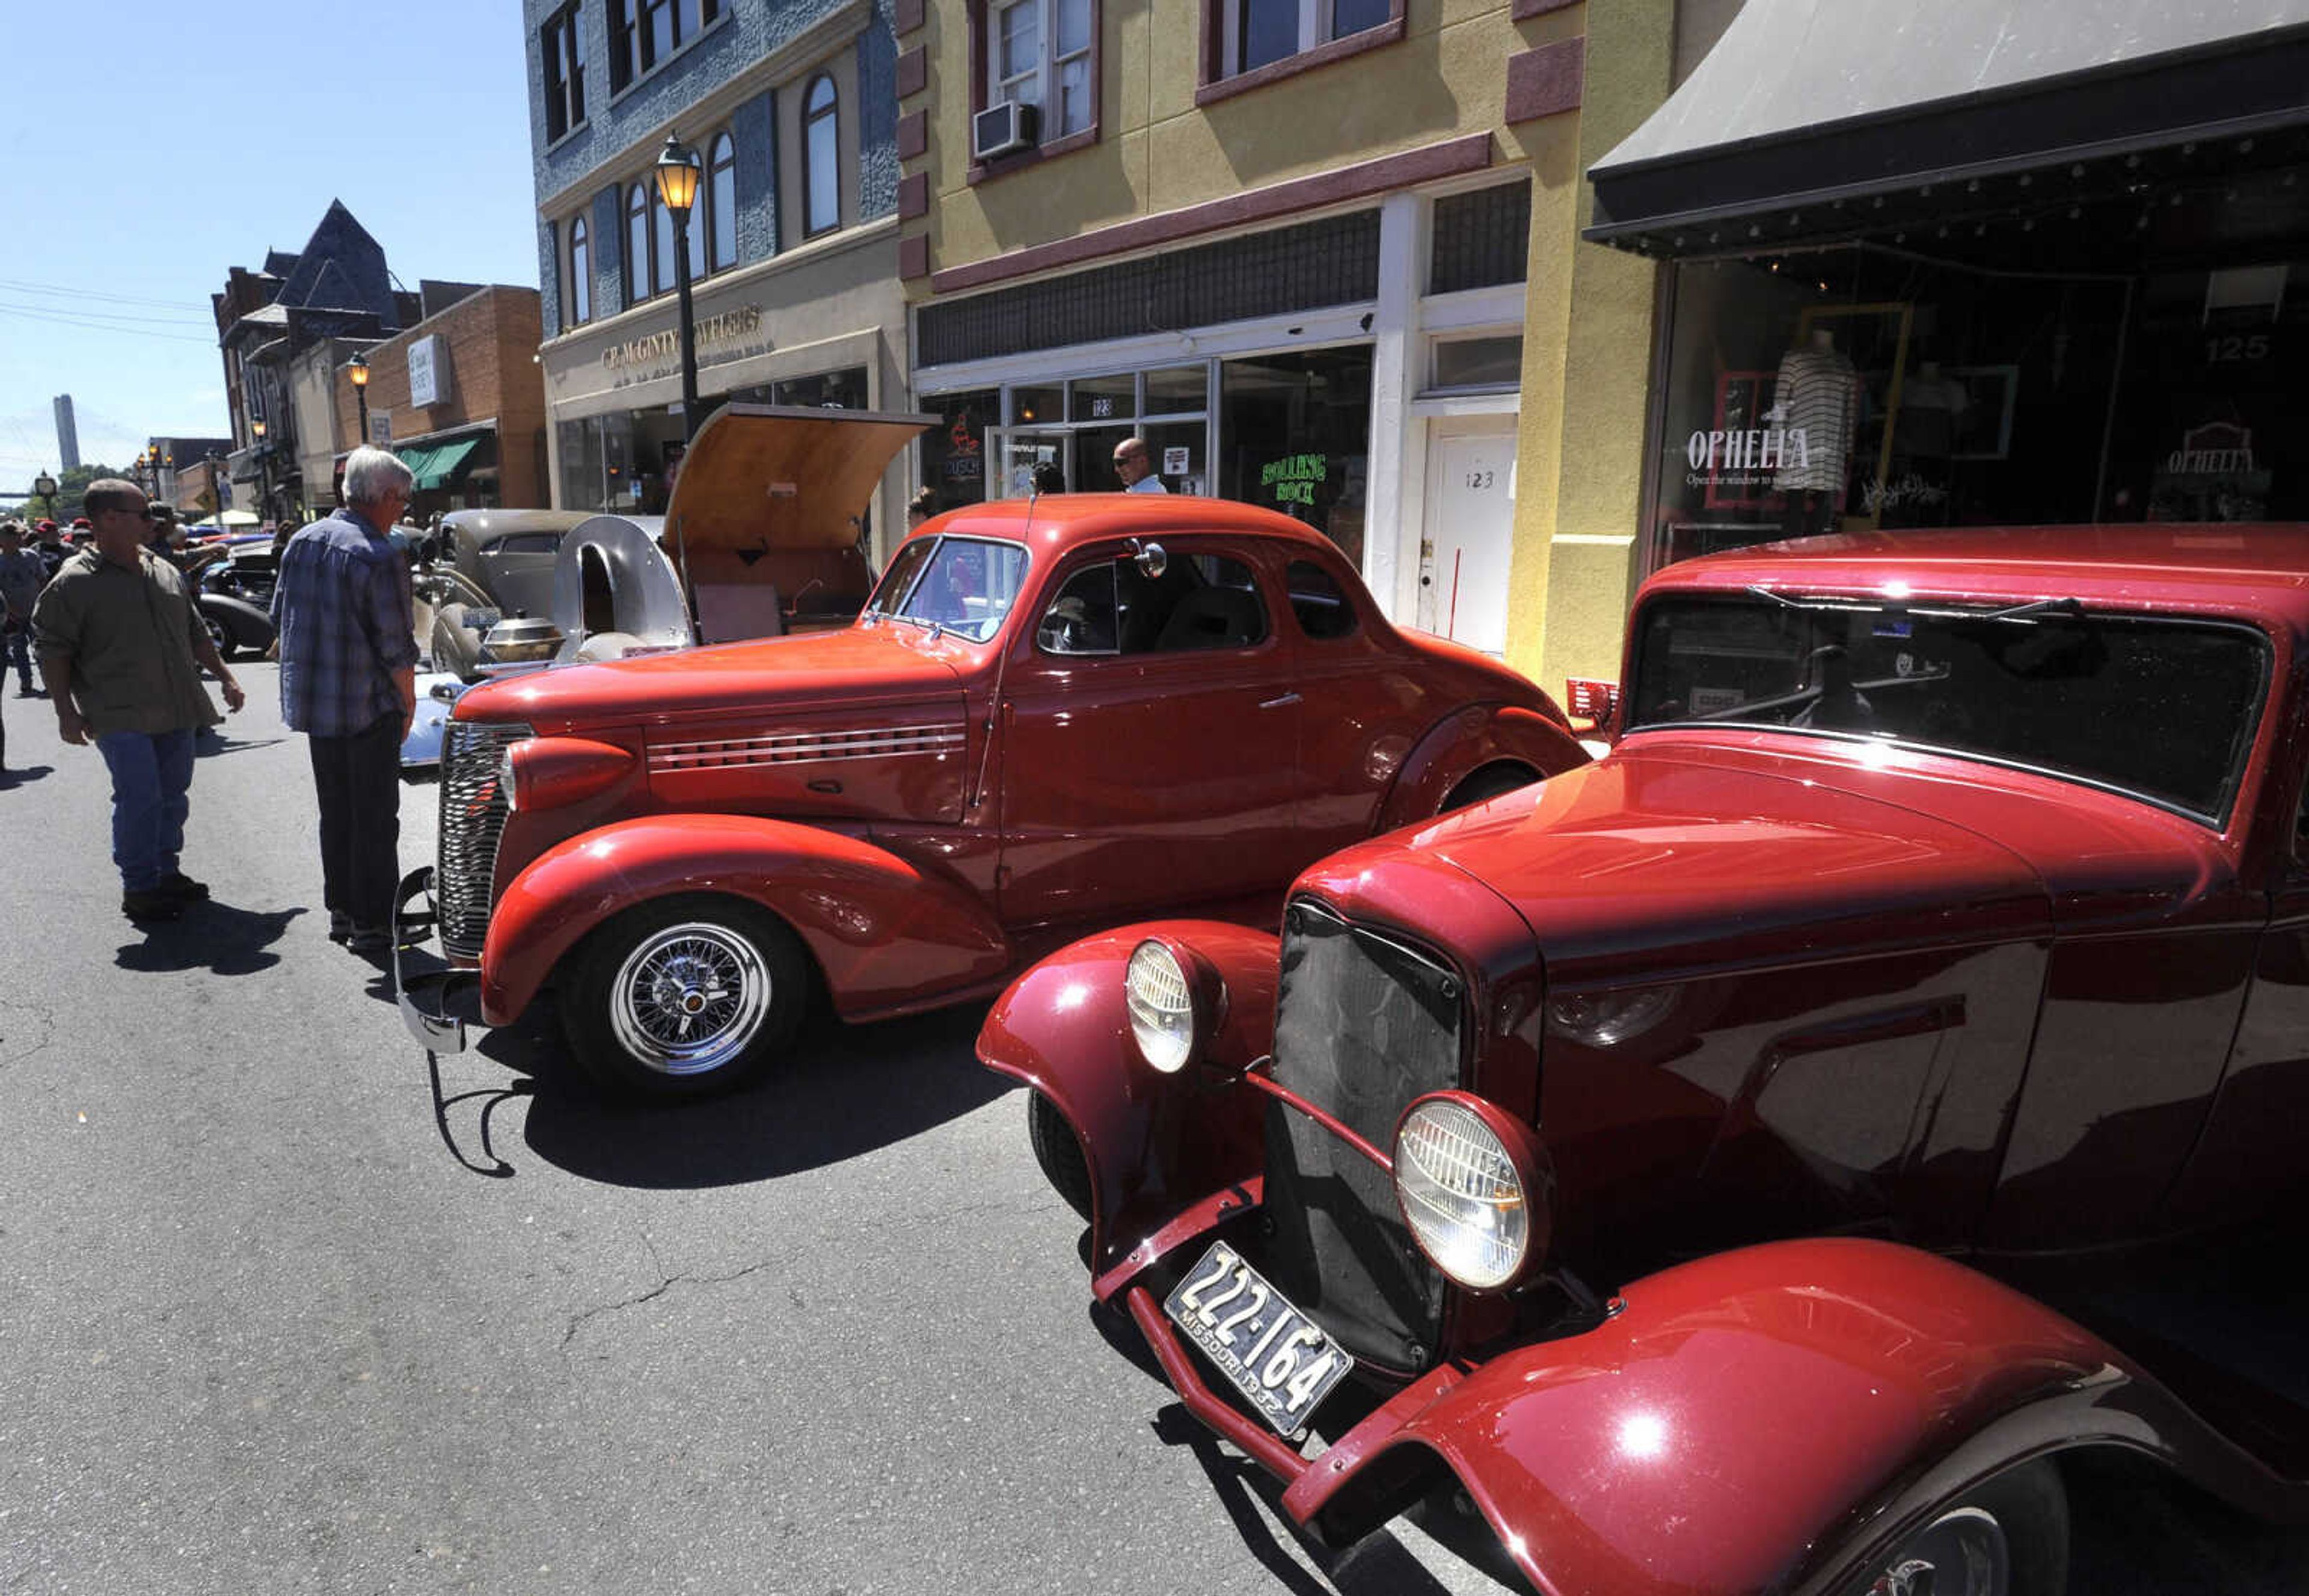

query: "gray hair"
left=342, top=446, right=414, bottom=508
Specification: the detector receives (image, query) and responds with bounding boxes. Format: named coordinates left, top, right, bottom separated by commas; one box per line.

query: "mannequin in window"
left=1773, top=327, right=1860, bottom=538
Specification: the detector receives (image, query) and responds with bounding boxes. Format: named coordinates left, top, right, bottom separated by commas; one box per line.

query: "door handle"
left=1259, top=693, right=1302, bottom=710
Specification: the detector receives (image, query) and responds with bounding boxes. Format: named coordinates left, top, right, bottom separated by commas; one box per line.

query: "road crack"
left=559, top=1233, right=784, bottom=1351
left=0, top=999, right=58, bottom=1070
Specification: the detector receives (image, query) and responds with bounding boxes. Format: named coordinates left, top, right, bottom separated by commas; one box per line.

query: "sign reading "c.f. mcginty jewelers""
left=600, top=305, right=767, bottom=370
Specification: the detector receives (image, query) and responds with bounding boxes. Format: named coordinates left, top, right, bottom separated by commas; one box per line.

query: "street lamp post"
left=655, top=133, right=705, bottom=441
left=252, top=417, right=271, bottom=524
left=33, top=471, right=57, bottom=523
left=349, top=352, right=370, bottom=446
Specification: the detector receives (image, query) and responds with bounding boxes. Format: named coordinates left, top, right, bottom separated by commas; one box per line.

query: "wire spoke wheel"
left=608, top=921, right=774, bottom=1077
left=1865, top=1508, right=2007, bottom=1596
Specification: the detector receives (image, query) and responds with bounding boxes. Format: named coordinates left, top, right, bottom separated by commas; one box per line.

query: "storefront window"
left=773, top=366, right=868, bottom=409
left=1219, top=345, right=1372, bottom=564
left=1648, top=248, right=2141, bottom=569
left=1069, top=372, right=1135, bottom=423
left=555, top=411, right=638, bottom=512
left=1143, top=364, right=1208, bottom=415
left=918, top=387, right=998, bottom=511
left=1429, top=334, right=1521, bottom=392
left=1010, top=385, right=1063, bottom=425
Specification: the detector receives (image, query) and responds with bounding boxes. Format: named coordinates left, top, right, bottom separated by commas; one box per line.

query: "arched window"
left=707, top=130, right=737, bottom=271
left=653, top=183, right=677, bottom=295
left=626, top=182, right=651, bottom=305
left=802, top=75, right=839, bottom=238
left=569, top=215, right=591, bottom=324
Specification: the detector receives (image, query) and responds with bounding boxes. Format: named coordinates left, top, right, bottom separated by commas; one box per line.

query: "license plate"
left=1162, top=1241, right=1351, bottom=1437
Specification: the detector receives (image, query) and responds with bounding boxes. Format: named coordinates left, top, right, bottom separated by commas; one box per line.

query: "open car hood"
left=663, top=402, right=934, bottom=556
left=551, top=404, right=937, bottom=653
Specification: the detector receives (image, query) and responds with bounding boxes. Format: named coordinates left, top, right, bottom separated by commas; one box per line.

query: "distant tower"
left=52, top=395, right=81, bottom=473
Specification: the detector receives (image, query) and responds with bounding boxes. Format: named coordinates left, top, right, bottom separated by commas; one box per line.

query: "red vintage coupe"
left=394, top=494, right=1587, bottom=1097
left=980, top=524, right=2309, bottom=1595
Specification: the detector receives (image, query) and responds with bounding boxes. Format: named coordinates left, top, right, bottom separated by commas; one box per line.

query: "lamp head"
left=349, top=354, right=369, bottom=389
left=654, top=133, right=703, bottom=213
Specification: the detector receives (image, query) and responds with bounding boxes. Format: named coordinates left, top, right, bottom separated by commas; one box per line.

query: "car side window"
left=1287, top=559, right=1358, bottom=640
left=1141, top=553, right=1269, bottom=653
left=1037, top=560, right=1120, bottom=655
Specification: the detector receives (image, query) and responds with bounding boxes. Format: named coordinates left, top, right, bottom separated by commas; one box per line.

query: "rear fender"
left=1376, top=704, right=1591, bottom=833
left=976, top=921, right=1278, bottom=1274
left=480, top=813, right=1011, bottom=1027
left=1292, top=1237, right=2259, bottom=1596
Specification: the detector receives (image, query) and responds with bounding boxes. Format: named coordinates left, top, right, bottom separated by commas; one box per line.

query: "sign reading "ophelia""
left=1686, top=426, right=1812, bottom=475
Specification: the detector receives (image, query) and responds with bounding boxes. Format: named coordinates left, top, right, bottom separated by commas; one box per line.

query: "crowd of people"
left=3, top=449, right=417, bottom=951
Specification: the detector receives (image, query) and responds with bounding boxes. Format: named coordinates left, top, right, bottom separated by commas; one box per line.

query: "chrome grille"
left=1262, top=898, right=1464, bottom=1373
left=436, top=720, right=530, bottom=959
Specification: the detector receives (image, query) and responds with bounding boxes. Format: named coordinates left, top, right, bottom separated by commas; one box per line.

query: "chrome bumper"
left=394, top=866, right=480, bottom=1053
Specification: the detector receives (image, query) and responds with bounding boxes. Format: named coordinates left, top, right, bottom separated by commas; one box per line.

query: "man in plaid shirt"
left=271, top=447, right=419, bottom=954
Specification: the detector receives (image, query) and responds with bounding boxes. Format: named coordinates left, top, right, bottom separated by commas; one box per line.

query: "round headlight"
left=1125, top=939, right=1196, bottom=1073
left=1393, top=1094, right=1547, bottom=1291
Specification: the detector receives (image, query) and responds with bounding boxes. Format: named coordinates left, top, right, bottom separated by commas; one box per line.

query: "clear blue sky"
left=0, top=0, right=541, bottom=487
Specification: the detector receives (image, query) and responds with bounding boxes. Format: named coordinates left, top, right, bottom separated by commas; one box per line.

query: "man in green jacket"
left=32, top=479, right=246, bottom=922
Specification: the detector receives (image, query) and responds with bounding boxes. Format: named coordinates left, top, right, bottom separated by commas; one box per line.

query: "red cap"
left=72, top=517, right=91, bottom=527
left=36, top=519, right=55, bottom=533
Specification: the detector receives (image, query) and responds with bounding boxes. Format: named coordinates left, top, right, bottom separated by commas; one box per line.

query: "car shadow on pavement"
left=1145, top=1404, right=1507, bottom=1596
left=115, top=901, right=302, bottom=975
left=493, top=1003, right=1007, bottom=1189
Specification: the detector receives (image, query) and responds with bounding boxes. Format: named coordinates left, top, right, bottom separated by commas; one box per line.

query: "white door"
left=1418, top=420, right=1518, bottom=654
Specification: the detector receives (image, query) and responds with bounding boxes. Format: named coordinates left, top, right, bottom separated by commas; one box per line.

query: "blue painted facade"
left=523, top=0, right=899, bottom=336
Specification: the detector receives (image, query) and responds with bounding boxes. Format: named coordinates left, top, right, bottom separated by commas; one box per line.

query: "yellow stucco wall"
left=904, top=0, right=1681, bottom=692
left=909, top=0, right=1572, bottom=276
left=1509, top=0, right=1671, bottom=696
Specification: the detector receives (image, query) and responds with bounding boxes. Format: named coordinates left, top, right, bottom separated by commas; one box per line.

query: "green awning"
left=414, top=437, right=482, bottom=490
left=393, top=443, right=442, bottom=482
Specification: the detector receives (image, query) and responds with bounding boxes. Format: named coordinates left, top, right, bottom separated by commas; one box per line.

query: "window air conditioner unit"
left=972, top=100, right=1038, bottom=161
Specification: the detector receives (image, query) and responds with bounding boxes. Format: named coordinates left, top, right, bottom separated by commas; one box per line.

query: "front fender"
left=977, top=921, right=1277, bottom=1274
left=1376, top=704, right=1591, bottom=833
left=1292, top=1238, right=2204, bottom=1596
left=480, top=813, right=1011, bottom=1027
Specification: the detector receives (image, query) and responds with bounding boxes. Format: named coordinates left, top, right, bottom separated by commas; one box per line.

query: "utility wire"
left=0, top=306, right=218, bottom=345
left=0, top=298, right=216, bottom=330
left=0, top=277, right=215, bottom=315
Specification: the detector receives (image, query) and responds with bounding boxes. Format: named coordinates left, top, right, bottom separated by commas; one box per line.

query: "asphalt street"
left=1, top=668, right=2304, bottom=1595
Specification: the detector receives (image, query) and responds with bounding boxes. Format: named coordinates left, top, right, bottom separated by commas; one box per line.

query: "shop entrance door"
left=986, top=429, right=1069, bottom=499
left=1418, top=417, right=1517, bottom=654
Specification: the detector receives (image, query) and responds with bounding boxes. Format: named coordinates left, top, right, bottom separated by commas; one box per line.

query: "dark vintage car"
left=195, top=542, right=281, bottom=659
left=394, top=494, right=1590, bottom=1100
left=413, top=508, right=591, bottom=681
left=980, top=524, right=2309, bottom=1595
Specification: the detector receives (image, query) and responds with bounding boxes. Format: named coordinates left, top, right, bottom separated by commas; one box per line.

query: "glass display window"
left=1219, top=345, right=1373, bottom=563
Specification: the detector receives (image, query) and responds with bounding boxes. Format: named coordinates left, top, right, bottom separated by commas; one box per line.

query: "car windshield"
left=865, top=534, right=1029, bottom=643
left=1625, top=593, right=2271, bottom=824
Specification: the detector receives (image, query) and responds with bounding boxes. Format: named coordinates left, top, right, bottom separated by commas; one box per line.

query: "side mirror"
left=1133, top=540, right=1167, bottom=580
left=1565, top=677, right=1621, bottom=738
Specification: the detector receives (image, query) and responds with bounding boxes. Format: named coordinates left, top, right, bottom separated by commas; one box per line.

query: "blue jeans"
left=2, top=622, right=30, bottom=687
left=95, top=729, right=195, bottom=892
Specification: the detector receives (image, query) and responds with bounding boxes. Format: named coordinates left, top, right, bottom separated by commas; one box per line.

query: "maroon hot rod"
left=981, top=524, right=2309, bottom=1594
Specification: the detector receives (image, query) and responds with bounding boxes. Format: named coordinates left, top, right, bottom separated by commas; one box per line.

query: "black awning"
left=1587, top=0, right=2309, bottom=255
